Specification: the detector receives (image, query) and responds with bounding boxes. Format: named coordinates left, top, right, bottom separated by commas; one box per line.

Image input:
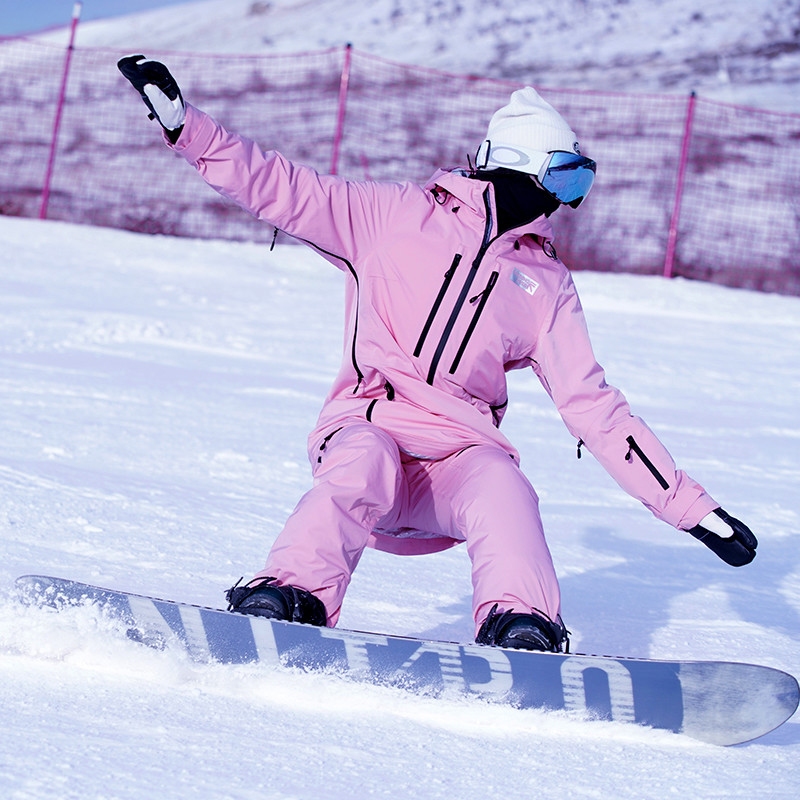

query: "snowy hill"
left=1, top=215, right=799, bottom=797
left=38, top=0, right=800, bottom=113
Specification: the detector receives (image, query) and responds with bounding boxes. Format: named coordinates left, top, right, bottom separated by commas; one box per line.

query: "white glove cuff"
left=698, top=511, right=733, bottom=538
left=143, top=84, right=186, bottom=130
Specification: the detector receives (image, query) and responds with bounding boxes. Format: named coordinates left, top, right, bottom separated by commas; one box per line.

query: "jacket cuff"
left=164, top=103, right=217, bottom=164
left=670, top=491, right=720, bottom=531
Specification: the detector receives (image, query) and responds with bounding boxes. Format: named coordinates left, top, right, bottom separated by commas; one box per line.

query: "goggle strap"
left=475, top=140, right=492, bottom=170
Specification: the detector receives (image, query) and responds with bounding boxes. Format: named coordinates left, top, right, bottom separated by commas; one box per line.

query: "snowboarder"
left=118, top=55, right=758, bottom=652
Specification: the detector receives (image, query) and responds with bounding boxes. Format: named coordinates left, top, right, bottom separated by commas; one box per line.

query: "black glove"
left=117, top=54, right=185, bottom=142
left=687, top=508, right=758, bottom=567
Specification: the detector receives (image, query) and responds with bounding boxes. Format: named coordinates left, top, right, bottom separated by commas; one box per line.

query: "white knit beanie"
left=476, top=86, right=581, bottom=175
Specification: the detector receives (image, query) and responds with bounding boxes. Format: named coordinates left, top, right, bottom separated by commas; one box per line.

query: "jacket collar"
left=425, top=168, right=556, bottom=242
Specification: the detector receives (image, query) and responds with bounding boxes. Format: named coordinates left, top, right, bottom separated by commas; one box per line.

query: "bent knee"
left=457, top=446, right=539, bottom=503
left=315, top=423, right=403, bottom=498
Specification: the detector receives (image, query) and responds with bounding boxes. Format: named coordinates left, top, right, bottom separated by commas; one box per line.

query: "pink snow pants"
left=255, top=423, right=560, bottom=635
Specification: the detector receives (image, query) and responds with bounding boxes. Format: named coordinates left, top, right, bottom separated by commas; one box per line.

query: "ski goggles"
left=476, top=140, right=596, bottom=208
left=534, top=150, right=596, bottom=208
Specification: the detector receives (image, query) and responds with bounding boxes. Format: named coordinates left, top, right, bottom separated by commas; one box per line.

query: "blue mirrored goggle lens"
left=539, top=152, right=596, bottom=208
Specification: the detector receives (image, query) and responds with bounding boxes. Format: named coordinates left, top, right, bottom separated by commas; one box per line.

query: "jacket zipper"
left=449, top=271, right=499, bottom=374
left=365, top=381, right=395, bottom=422
left=414, top=253, right=462, bottom=357
left=426, top=187, right=494, bottom=385
left=299, top=237, right=364, bottom=392
left=625, top=435, right=670, bottom=490
left=489, top=397, right=508, bottom=427
left=317, top=427, right=343, bottom=463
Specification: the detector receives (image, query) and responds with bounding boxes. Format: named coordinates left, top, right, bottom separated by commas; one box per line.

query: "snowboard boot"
left=476, top=604, right=569, bottom=653
left=226, top=578, right=328, bottom=626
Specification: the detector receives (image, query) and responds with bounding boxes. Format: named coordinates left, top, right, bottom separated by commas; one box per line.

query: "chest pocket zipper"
left=449, top=271, right=499, bottom=374
left=414, top=254, right=462, bottom=357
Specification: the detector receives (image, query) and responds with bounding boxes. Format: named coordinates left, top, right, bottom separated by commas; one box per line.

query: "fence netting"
left=2, top=38, right=798, bottom=295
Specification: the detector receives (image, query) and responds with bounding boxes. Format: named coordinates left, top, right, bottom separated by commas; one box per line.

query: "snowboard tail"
left=14, top=575, right=799, bottom=746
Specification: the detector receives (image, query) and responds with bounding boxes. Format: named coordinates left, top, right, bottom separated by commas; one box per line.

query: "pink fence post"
left=662, top=91, right=697, bottom=279
left=39, top=1, right=82, bottom=220
left=329, top=43, right=352, bottom=176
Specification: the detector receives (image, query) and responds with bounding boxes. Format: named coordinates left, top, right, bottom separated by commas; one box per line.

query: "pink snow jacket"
left=169, top=104, right=718, bottom=548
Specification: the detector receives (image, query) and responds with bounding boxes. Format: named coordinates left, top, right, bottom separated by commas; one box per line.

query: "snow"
left=1, top=214, right=799, bottom=797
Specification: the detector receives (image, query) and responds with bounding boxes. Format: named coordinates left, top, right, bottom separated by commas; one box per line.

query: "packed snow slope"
left=1, top=215, right=799, bottom=798
left=36, top=0, right=800, bottom=113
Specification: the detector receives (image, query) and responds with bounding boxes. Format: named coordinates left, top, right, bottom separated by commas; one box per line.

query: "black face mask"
left=474, top=168, right=561, bottom=235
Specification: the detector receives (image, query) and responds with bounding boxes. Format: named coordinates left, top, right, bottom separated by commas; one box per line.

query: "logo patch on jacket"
left=511, top=268, right=539, bottom=297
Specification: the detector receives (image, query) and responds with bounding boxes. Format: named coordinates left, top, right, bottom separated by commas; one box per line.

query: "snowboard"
left=15, top=574, right=799, bottom=746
